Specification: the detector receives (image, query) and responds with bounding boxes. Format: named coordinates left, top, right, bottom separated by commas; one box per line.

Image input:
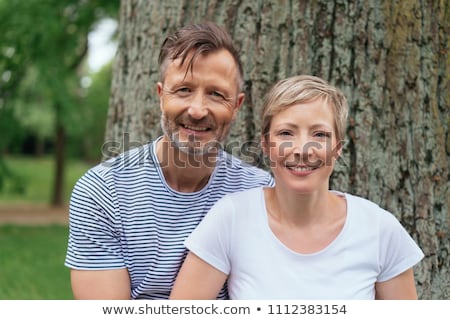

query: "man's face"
left=157, top=49, right=245, bottom=156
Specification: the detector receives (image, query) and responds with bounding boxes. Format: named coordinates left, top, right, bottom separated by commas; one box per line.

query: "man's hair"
left=261, top=75, right=349, bottom=144
left=158, top=21, right=244, bottom=91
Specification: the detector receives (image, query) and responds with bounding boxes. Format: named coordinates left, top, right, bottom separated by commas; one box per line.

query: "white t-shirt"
left=185, top=187, right=424, bottom=299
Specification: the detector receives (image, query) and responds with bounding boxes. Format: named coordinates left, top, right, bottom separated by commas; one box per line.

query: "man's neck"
left=155, top=137, right=218, bottom=193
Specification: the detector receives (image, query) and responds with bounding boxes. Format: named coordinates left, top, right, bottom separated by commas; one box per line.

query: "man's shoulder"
left=220, top=151, right=269, bottom=174
left=77, top=143, right=154, bottom=187
left=213, top=151, right=273, bottom=189
left=93, top=144, right=153, bottom=173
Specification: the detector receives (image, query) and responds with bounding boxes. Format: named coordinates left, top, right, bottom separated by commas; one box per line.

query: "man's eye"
left=210, top=91, right=225, bottom=99
left=172, top=87, right=192, bottom=97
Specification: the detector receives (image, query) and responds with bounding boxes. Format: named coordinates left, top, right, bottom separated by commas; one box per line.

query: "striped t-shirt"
left=65, top=137, right=273, bottom=299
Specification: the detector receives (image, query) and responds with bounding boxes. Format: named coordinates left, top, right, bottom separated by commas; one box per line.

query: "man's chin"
left=174, top=140, right=223, bottom=156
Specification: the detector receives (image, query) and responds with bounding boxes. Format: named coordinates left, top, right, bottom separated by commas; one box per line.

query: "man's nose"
left=187, top=93, right=208, bottom=119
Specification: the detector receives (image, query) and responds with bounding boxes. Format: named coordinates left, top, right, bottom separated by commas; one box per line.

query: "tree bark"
left=106, top=0, right=450, bottom=299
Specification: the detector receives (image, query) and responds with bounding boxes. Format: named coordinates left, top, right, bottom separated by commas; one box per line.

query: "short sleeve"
left=184, top=195, right=235, bottom=275
left=377, top=212, right=424, bottom=282
left=65, top=169, right=125, bottom=270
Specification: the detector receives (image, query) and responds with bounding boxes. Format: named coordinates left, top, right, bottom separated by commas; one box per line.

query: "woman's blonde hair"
left=261, top=75, right=349, bottom=144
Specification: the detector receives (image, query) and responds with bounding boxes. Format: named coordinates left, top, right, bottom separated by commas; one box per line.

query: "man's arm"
left=170, top=252, right=227, bottom=300
left=71, top=268, right=131, bottom=299
left=375, top=268, right=418, bottom=299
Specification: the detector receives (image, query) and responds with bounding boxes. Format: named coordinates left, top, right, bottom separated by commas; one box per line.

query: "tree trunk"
left=106, top=0, right=450, bottom=299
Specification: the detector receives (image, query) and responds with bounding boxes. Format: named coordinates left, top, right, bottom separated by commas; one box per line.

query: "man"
left=65, top=22, right=273, bottom=299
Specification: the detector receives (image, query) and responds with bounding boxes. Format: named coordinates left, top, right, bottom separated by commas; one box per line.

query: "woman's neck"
left=264, top=186, right=347, bottom=254
left=265, top=185, right=342, bottom=227
left=268, top=186, right=329, bottom=225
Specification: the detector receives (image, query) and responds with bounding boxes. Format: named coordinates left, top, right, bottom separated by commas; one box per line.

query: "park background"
left=0, top=0, right=448, bottom=299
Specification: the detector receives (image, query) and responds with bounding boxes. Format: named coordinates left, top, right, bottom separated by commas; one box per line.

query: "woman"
left=170, top=75, right=424, bottom=299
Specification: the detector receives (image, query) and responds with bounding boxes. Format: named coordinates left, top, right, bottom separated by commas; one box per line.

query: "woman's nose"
left=292, top=136, right=316, bottom=155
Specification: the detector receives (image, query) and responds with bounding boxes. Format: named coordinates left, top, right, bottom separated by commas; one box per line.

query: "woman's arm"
left=375, top=268, right=418, bottom=299
left=170, top=252, right=228, bottom=300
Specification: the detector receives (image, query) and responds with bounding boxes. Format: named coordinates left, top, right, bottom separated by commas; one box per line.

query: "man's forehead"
left=172, top=49, right=228, bottom=67
left=169, top=50, right=236, bottom=75
left=161, top=49, right=241, bottom=92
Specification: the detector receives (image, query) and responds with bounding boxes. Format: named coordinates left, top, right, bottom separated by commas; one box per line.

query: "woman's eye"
left=278, top=130, right=292, bottom=136
left=315, top=132, right=331, bottom=138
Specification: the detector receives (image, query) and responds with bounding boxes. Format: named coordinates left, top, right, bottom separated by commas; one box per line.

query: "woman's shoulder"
left=211, top=187, right=264, bottom=216
left=225, top=186, right=264, bottom=199
left=339, top=192, right=383, bottom=210
left=334, top=191, right=401, bottom=227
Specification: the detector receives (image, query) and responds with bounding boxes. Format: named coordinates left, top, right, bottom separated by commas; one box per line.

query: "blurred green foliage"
left=68, top=61, right=113, bottom=161
left=0, top=155, right=91, bottom=205
left=0, top=0, right=119, bottom=196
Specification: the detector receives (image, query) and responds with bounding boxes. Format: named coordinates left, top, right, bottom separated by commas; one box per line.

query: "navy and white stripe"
left=65, top=137, right=274, bottom=299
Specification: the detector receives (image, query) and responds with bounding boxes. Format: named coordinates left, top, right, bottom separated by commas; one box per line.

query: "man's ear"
left=236, top=92, right=245, bottom=110
left=231, top=93, right=245, bottom=121
left=157, top=82, right=164, bottom=112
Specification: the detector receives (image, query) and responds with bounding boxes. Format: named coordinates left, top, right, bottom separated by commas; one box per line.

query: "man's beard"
left=161, top=113, right=228, bottom=156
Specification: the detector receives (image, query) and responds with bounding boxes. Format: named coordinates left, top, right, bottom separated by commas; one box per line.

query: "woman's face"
left=264, top=99, right=341, bottom=194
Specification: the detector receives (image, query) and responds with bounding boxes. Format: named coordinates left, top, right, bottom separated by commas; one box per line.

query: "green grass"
left=0, top=157, right=92, bottom=299
left=0, top=224, right=73, bottom=299
left=0, top=156, right=92, bottom=205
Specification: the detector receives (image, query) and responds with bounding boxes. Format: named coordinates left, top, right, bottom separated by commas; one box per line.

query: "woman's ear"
left=333, top=140, right=345, bottom=160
